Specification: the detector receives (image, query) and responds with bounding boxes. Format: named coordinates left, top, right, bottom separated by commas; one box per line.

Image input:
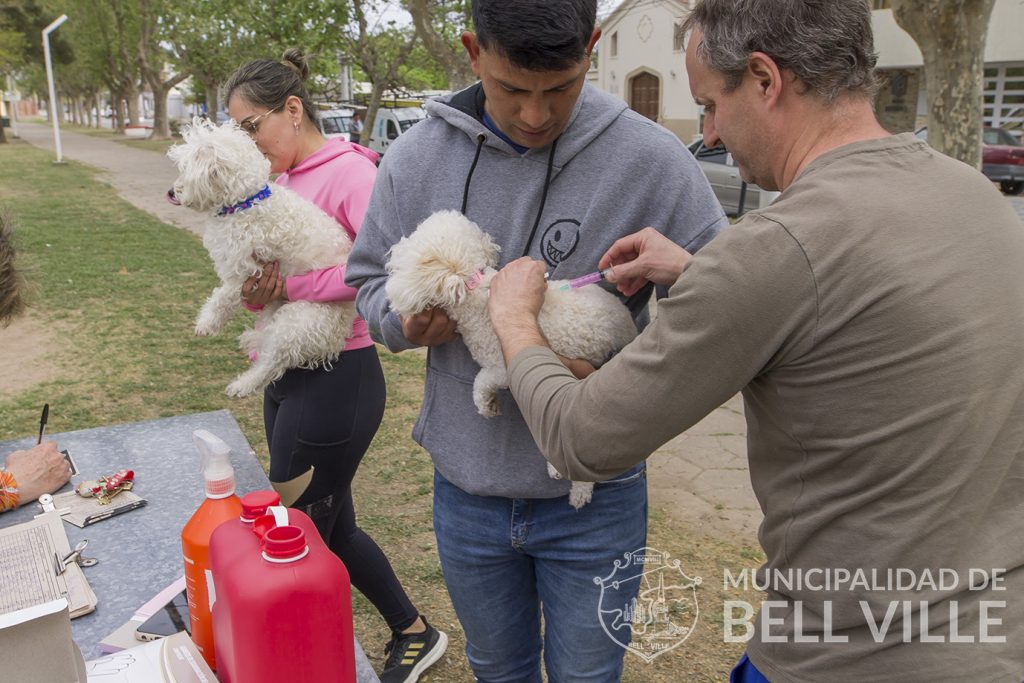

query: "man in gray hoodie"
left=345, top=1, right=726, bottom=680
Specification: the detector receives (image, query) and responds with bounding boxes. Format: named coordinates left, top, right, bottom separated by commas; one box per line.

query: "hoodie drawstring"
left=461, top=133, right=487, bottom=214
left=522, top=138, right=558, bottom=258
left=460, top=134, right=560, bottom=258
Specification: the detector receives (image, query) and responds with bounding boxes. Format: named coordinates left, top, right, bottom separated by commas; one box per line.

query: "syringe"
left=552, top=268, right=614, bottom=291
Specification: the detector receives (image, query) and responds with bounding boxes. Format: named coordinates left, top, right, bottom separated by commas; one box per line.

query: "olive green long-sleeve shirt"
left=509, top=134, right=1024, bottom=682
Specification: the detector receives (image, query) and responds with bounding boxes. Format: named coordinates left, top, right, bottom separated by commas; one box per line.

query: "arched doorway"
left=630, top=71, right=660, bottom=121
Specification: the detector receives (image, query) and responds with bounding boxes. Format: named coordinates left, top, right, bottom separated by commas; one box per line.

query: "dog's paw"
left=568, top=482, right=594, bottom=509
left=194, top=313, right=221, bottom=337
left=473, top=387, right=502, bottom=417
left=476, top=396, right=502, bottom=418
left=225, top=377, right=260, bottom=398
left=547, top=462, right=564, bottom=480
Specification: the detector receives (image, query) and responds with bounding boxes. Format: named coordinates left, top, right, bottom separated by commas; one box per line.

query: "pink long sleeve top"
left=262, top=139, right=380, bottom=352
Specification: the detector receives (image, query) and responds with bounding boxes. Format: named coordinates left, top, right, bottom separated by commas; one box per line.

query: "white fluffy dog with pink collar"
left=385, top=210, right=638, bottom=508
left=168, top=118, right=354, bottom=397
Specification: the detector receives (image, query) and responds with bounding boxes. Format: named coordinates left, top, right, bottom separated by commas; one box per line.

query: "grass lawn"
left=0, top=138, right=763, bottom=681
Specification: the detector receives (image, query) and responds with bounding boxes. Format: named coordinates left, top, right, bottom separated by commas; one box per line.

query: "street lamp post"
left=42, top=14, right=68, bottom=163
left=6, top=74, right=18, bottom=138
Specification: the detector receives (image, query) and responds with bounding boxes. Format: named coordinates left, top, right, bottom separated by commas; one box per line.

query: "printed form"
left=0, top=512, right=96, bottom=618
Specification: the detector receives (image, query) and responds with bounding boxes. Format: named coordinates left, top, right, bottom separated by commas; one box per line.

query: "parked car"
left=687, top=140, right=763, bottom=216
left=915, top=126, right=1024, bottom=195
left=366, top=106, right=426, bottom=156
left=318, top=107, right=355, bottom=142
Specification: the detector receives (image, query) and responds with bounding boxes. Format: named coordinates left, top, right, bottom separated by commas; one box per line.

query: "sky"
left=373, top=0, right=627, bottom=28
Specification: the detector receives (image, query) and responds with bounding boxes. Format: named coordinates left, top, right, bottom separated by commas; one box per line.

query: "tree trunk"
left=363, top=84, right=385, bottom=151
left=406, top=0, right=476, bottom=90
left=111, top=89, right=125, bottom=131
left=204, top=78, right=220, bottom=119
left=891, top=0, right=995, bottom=169
left=151, top=84, right=171, bottom=139
left=126, top=82, right=140, bottom=125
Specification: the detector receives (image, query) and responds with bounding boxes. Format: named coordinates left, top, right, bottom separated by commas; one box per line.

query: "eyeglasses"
left=239, top=105, right=281, bottom=136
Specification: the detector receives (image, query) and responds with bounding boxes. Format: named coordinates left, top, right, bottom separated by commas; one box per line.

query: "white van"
left=366, top=107, right=426, bottom=155
left=318, top=108, right=355, bottom=142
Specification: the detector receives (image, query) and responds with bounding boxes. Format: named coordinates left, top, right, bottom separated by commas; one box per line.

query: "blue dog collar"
left=218, top=184, right=272, bottom=216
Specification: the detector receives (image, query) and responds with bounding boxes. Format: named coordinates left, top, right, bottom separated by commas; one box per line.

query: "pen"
left=37, top=403, right=49, bottom=445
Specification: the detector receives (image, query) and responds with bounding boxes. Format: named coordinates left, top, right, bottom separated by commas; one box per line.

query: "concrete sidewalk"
left=15, top=122, right=206, bottom=236
left=17, top=119, right=766, bottom=543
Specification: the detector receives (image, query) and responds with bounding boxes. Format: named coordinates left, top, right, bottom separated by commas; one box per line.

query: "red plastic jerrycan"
left=210, top=491, right=282, bottom=571
left=208, top=490, right=280, bottom=673
left=250, top=504, right=321, bottom=546
left=211, top=524, right=356, bottom=683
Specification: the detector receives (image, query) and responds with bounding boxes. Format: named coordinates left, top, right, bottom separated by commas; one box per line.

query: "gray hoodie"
left=346, top=82, right=727, bottom=498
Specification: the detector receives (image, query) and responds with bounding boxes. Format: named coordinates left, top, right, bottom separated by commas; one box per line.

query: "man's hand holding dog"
left=489, top=257, right=550, bottom=366
left=401, top=308, right=459, bottom=346
left=242, top=261, right=287, bottom=307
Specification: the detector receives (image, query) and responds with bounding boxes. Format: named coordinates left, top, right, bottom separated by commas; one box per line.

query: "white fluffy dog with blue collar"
left=168, top=117, right=354, bottom=397
left=385, top=210, right=638, bottom=508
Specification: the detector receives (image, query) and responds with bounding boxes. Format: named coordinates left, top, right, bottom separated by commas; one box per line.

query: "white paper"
left=0, top=511, right=96, bottom=617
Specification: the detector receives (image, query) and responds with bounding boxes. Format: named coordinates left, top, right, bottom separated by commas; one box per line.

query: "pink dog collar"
left=466, top=271, right=485, bottom=291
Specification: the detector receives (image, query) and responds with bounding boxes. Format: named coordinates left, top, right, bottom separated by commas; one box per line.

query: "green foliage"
left=402, top=0, right=474, bottom=89
left=58, top=0, right=141, bottom=104
left=0, top=0, right=74, bottom=67
left=399, top=43, right=449, bottom=91
left=234, top=0, right=349, bottom=86
left=0, top=25, right=28, bottom=74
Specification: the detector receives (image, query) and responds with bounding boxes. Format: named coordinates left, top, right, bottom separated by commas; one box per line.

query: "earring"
left=293, top=122, right=299, bottom=136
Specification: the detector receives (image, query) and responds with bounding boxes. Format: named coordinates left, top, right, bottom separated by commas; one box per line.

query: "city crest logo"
left=596, top=547, right=702, bottom=662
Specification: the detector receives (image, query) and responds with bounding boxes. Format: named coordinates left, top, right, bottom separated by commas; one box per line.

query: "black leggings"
left=264, top=346, right=418, bottom=632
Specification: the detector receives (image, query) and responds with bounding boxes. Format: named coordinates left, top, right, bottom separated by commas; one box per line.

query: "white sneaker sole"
left=401, top=630, right=448, bottom=683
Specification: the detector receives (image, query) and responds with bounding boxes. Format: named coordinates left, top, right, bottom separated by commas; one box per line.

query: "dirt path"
left=0, top=316, right=66, bottom=399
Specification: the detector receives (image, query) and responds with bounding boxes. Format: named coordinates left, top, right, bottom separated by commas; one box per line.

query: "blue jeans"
left=433, top=465, right=648, bottom=683
left=730, top=653, right=771, bottom=682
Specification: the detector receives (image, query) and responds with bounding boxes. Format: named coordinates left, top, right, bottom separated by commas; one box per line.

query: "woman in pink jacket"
left=224, top=50, right=446, bottom=683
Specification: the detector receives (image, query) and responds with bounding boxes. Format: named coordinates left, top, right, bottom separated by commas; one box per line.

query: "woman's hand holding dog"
left=599, top=227, right=692, bottom=296
left=242, top=260, right=288, bottom=306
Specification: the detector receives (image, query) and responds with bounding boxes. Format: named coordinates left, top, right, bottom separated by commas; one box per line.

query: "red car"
left=982, top=126, right=1024, bottom=195
left=916, top=126, right=1024, bottom=195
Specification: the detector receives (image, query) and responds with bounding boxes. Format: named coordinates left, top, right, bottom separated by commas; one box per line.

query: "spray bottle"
left=181, top=429, right=243, bottom=671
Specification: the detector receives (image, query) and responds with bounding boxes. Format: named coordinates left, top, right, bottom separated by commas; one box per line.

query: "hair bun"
left=281, top=48, right=310, bottom=81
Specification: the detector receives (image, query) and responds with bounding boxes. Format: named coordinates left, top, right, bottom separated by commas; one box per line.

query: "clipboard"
left=0, top=511, right=97, bottom=618
left=51, top=490, right=147, bottom=528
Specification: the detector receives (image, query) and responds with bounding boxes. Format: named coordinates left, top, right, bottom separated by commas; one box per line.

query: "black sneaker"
left=380, top=616, right=448, bottom=683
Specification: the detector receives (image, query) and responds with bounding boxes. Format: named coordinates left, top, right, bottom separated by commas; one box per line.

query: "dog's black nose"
left=166, top=188, right=181, bottom=206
